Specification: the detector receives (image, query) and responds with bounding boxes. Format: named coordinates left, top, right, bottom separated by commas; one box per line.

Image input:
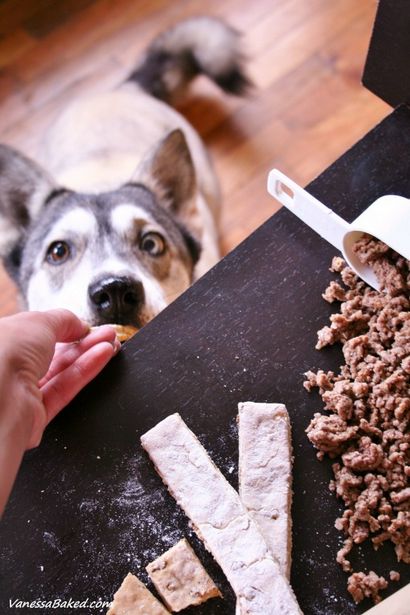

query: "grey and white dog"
left=0, top=17, right=248, bottom=328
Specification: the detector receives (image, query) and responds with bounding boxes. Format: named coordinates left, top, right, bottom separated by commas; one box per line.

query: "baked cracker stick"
left=106, top=572, right=169, bottom=615
left=238, top=402, right=293, bottom=579
left=141, top=413, right=302, bottom=615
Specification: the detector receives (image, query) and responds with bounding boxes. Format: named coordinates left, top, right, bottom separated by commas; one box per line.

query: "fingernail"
left=113, top=339, right=122, bottom=354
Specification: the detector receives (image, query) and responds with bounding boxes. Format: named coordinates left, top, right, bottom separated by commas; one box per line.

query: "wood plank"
left=0, top=28, right=35, bottom=68
left=0, top=0, right=51, bottom=37
left=24, top=0, right=95, bottom=38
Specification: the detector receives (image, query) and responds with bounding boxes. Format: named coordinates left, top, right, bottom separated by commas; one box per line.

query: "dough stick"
left=238, top=402, right=293, bottom=579
left=141, top=413, right=302, bottom=615
left=106, top=572, right=169, bottom=615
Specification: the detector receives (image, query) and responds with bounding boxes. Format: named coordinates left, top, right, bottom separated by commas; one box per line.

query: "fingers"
left=37, top=308, right=90, bottom=344
left=38, top=325, right=119, bottom=387
left=41, top=341, right=118, bottom=425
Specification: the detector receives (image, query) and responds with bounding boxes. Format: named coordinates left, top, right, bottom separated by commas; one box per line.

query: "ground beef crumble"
left=353, top=234, right=410, bottom=296
left=305, top=250, right=409, bottom=605
left=347, top=571, right=388, bottom=605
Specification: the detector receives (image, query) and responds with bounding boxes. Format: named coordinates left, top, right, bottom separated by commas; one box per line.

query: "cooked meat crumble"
left=305, top=248, right=409, bottom=605
left=347, top=571, right=388, bottom=605
left=353, top=234, right=410, bottom=296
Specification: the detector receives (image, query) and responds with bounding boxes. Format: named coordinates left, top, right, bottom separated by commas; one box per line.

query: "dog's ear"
left=0, top=144, right=55, bottom=275
left=134, top=129, right=196, bottom=218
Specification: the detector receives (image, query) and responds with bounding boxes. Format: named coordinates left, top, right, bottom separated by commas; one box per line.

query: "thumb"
left=39, top=309, right=90, bottom=344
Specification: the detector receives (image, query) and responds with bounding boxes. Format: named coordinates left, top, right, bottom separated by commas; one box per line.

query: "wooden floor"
left=0, top=0, right=390, bottom=318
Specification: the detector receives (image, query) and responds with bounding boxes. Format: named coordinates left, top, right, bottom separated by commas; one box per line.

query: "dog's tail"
left=128, top=16, right=250, bottom=103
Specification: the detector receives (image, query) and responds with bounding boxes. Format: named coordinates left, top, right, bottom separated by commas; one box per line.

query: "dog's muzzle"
left=88, top=275, right=145, bottom=325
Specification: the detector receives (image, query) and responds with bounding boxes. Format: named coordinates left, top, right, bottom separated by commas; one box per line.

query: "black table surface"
left=1, top=106, right=410, bottom=615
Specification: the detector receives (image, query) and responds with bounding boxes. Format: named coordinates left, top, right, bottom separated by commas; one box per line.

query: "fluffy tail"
left=128, top=16, right=251, bottom=103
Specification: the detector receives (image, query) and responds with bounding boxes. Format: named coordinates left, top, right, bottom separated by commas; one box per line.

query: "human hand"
left=0, top=309, right=120, bottom=449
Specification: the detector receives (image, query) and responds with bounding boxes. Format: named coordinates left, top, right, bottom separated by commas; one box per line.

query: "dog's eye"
left=139, top=232, right=166, bottom=256
left=46, top=241, right=71, bottom=265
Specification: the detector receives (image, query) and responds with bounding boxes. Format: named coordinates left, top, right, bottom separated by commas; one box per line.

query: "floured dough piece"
left=106, top=572, right=169, bottom=615
left=238, top=402, right=293, bottom=579
left=361, top=582, right=410, bottom=614
left=141, top=413, right=302, bottom=615
left=146, top=538, right=221, bottom=611
left=90, top=324, right=138, bottom=342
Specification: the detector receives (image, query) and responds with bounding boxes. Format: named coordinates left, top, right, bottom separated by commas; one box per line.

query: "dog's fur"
left=0, top=17, right=249, bottom=327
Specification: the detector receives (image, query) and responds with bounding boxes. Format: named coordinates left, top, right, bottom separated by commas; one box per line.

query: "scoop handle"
left=267, top=169, right=349, bottom=251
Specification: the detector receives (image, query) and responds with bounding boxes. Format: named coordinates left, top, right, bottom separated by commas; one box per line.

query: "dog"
left=0, top=17, right=249, bottom=329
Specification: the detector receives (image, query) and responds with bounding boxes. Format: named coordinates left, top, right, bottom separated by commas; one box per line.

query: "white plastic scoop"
left=267, top=168, right=410, bottom=291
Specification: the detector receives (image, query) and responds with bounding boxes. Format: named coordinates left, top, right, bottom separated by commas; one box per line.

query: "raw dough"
left=146, top=538, right=221, bottom=611
left=238, top=402, right=293, bottom=579
left=106, top=572, right=169, bottom=615
left=141, top=413, right=302, bottom=615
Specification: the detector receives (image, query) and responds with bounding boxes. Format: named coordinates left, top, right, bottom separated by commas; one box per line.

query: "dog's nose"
left=88, top=276, right=144, bottom=323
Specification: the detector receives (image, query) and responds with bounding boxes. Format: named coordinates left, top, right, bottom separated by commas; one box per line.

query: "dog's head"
left=0, top=130, right=201, bottom=327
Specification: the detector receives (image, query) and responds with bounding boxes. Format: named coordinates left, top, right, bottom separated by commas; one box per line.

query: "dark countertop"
left=1, top=106, right=410, bottom=615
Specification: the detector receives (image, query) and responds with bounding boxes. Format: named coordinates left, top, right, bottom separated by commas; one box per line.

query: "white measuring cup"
left=267, top=169, right=410, bottom=291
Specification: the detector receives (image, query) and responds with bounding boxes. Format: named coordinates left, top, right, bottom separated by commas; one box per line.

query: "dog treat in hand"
left=90, top=324, right=138, bottom=343
left=146, top=538, right=221, bottom=612
left=111, top=324, right=139, bottom=342
left=106, top=572, right=169, bottom=615
left=238, top=402, right=293, bottom=579
left=141, top=413, right=302, bottom=615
